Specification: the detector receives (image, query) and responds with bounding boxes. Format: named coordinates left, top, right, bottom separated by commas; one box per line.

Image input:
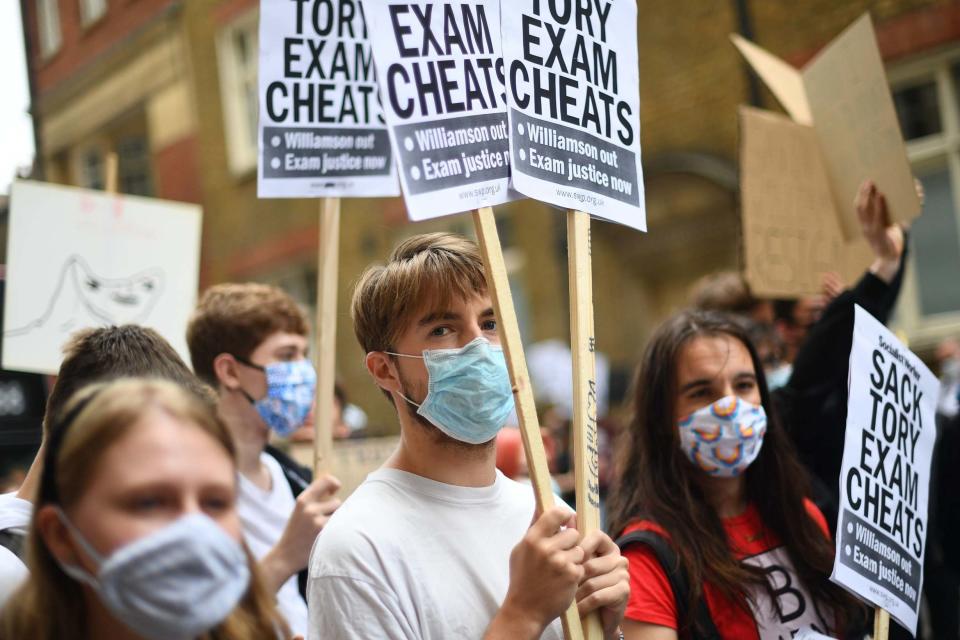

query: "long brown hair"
left=607, top=310, right=861, bottom=634
left=0, top=379, right=291, bottom=640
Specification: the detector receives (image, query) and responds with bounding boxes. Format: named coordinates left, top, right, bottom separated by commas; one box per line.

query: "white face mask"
left=56, top=510, right=251, bottom=640
left=677, top=395, right=767, bottom=478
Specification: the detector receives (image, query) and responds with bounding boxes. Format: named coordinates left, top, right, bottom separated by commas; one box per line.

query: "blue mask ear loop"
left=382, top=351, right=425, bottom=409
left=231, top=354, right=265, bottom=405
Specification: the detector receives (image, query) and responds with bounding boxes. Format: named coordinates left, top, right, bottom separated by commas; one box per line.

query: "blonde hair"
left=0, top=379, right=291, bottom=640
left=351, top=232, right=488, bottom=355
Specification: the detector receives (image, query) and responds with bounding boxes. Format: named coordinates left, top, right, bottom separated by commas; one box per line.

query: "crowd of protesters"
left=0, top=177, right=956, bottom=640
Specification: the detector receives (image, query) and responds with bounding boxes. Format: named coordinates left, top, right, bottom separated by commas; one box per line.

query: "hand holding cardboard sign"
left=855, top=180, right=906, bottom=283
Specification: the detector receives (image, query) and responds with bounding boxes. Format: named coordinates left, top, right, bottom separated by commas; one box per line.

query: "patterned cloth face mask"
left=677, top=395, right=767, bottom=477
left=235, top=357, right=317, bottom=437
left=387, top=337, right=516, bottom=444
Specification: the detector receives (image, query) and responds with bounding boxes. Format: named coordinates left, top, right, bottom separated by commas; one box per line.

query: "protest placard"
left=3, top=181, right=202, bottom=375
left=258, top=0, right=398, bottom=198
left=501, top=0, right=646, bottom=231
left=732, top=13, right=920, bottom=241
left=364, top=1, right=514, bottom=219
left=831, top=305, right=937, bottom=635
left=739, top=107, right=874, bottom=297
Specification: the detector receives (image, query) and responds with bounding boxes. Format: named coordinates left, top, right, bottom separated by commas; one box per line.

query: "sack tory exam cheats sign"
left=364, top=0, right=514, bottom=219
left=832, top=306, right=937, bottom=635
left=258, top=0, right=399, bottom=197
left=501, top=0, right=646, bottom=231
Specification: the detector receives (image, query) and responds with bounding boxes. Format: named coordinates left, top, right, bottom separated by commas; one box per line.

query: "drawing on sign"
left=5, top=255, right=164, bottom=337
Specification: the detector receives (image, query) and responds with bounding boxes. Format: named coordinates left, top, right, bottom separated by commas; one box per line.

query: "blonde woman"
left=0, top=379, right=291, bottom=640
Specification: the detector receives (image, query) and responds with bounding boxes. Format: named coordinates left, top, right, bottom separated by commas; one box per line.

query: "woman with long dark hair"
left=608, top=310, right=862, bottom=640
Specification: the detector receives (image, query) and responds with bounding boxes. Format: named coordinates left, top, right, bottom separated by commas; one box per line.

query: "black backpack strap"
left=263, top=445, right=314, bottom=600
left=616, top=529, right=722, bottom=640
left=0, top=528, right=26, bottom=561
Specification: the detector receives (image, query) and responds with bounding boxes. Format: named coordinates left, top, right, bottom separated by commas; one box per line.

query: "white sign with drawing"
left=3, top=181, right=202, bottom=374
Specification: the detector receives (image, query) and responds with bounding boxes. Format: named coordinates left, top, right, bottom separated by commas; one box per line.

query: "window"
left=79, top=0, right=107, bottom=26
left=888, top=49, right=960, bottom=346
left=216, top=9, right=259, bottom=176
left=36, top=0, right=62, bottom=58
left=117, top=137, right=153, bottom=196
left=79, top=147, right=105, bottom=190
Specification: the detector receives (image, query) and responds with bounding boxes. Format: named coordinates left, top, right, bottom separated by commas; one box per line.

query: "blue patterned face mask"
left=387, top=337, right=515, bottom=445
left=235, top=357, right=316, bottom=437
left=677, top=395, right=767, bottom=477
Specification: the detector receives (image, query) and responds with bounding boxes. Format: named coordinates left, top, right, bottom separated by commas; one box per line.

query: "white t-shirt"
left=307, top=468, right=565, bottom=640
left=0, top=492, right=33, bottom=606
left=238, top=453, right=307, bottom=637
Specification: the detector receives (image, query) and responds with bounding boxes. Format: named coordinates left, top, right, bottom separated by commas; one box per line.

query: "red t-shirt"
left=622, top=500, right=834, bottom=639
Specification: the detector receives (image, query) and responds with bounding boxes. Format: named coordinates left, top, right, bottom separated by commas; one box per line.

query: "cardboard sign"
left=501, top=0, right=646, bottom=231
left=732, top=13, right=920, bottom=240
left=740, top=107, right=874, bottom=297
left=364, top=1, right=513, bottom=219
left=831, top=305, right=937, bottom=635
left=3, top=181, right=202, bottom=375
left=258, top=0, right=399, bottom=198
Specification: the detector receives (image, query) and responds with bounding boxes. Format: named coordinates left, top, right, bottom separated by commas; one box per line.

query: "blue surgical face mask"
left=677, top=395, right=767, bottom=478
left=235, top=357, right=316, bottom=437
left=55, top=510, right=250, bottom=640
left=387, top=337, right=515, bottom=444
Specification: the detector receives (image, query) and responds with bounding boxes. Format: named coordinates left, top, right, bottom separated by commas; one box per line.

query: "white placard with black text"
left=258, top=0, right=399, bottom=198
left=501, top=0, right=646, bottom=230
left=365, top=0, right=515, bottom=219
left=831, top=305, right=937, bottom=635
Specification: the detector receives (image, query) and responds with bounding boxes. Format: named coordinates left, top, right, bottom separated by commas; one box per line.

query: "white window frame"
left=79, top=0, right=107, bottom=27
left=37, top=0, right=62, bottom=59
left=216, top=8, right=260, bottom=177
left=887, top=47, right=960, bottom=348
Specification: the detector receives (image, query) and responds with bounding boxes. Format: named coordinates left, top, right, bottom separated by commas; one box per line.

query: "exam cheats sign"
left=258, top=0, right=399, bottom=198
left=832, top=306, right=937, bottom=635
left=365, top=1, right=514, bottom=219
left=502, top=0, right=646, bottom=231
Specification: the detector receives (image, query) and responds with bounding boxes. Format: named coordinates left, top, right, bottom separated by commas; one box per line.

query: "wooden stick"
left=472, top=207, right=584, bottom=640
left=566, top=210, right=603, bottom=640
left=873, top=608, right=890, bottom=640
left=104, top=152, right=119, bottom=194
left=313, top=197, right=340, bottom=472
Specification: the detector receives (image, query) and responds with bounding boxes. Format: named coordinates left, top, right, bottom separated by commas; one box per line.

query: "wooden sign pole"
left=313, top=197, right=340, bottom=472
left=472, top=207, right=584, bottom=640
left=566, top=210, right=603, bottom=640
left=874, top=608, right=890, bottom=639
left=104, top=153, right=119, bottom=194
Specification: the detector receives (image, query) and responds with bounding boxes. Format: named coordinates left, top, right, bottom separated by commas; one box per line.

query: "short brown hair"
left=44, top=325, right=213, bottom=435
left=689, top=271, right=758, bottom=315
left=187, top=283, right=309, bottom=386
left=351, top=233, right=487, bottom=354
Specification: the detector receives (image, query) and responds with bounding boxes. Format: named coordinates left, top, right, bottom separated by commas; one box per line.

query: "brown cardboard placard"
left=733, top=13, right=920, bottom=242
left=740, top=107, right=874, bottom=297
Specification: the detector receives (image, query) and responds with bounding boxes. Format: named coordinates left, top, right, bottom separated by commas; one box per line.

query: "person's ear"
left=366, top=352, right=402, bottom=395
left=36, top=505, right=83, bottom=570
left=213, top=353, right=242, bottom=391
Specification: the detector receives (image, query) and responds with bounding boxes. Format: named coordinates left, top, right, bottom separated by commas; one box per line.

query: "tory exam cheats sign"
left=502, top=0, right=646, bottom=231
left=258, top=0, right=399, bottom=198
left=832, top=306, right=937, bottom=635
left=365, top=1, right=514, bottom=219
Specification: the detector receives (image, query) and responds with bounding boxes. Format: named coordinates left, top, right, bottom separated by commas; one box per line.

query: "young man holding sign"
left=187, top=284, right=342, bottom=637
left=308, top=233, right=629, bottom=639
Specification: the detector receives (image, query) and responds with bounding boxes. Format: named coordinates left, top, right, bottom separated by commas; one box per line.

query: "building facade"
left=19, top=0, right=960, bottom=432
